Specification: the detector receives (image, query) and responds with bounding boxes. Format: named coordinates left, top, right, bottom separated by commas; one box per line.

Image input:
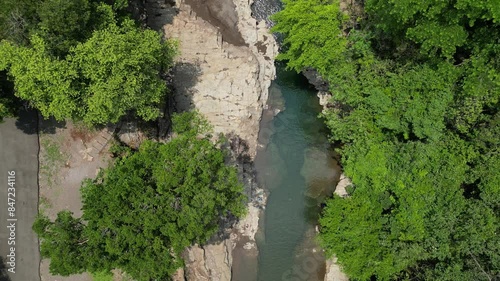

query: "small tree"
left=271, top=0, right=348, bottom=75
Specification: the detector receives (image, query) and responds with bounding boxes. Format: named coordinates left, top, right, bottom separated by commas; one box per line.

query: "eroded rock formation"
left=165, top=0, right=277, bottom=158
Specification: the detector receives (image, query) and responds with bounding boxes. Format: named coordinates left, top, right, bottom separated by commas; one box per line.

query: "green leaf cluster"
left=366, top=0, right=500, bottom=58
left=271, top=0, right=348, bottom=74
left=0, top=0, right=175, bottom=124
left=0, top=0, right=40, bottom=44
left=36, top=0, right=92, bottom=57
left=273, top=0, right=500, bottom=280
left=0, top=19, right=176, bottom=125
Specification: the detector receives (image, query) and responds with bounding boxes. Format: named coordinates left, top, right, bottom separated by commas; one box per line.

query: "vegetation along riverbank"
left=273, top=0, right=499, bottom=280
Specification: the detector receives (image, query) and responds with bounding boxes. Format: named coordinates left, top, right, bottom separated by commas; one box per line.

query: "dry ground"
left=38, top=119, right=115, bottom=281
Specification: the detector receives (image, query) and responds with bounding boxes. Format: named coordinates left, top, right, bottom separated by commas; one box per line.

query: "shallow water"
left=254, top=68, right=341, bottom=281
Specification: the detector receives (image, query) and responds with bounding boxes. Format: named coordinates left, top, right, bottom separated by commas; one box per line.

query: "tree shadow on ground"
left=37, top=115, right=66, bottom=135
left=14, top=108, right=39, bottom=135
left=0, top=257, right=12, bottom=281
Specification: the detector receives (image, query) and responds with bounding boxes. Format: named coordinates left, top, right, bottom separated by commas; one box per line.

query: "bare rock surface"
left=183, top=240, right=233, bottom=281
left=164, top=0, right=277, bottom=158
left=117, top=121, right=147, bottom=149
left=318, top=91, right=333, bottom=112
left=335, top=173, right=351, bottom=197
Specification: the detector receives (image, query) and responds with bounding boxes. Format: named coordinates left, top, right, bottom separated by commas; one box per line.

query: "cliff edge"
left=158, top=0, right=277, bottom=279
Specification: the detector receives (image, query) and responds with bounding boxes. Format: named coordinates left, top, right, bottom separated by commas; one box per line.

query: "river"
left=253, top=67, right=341, bottom=281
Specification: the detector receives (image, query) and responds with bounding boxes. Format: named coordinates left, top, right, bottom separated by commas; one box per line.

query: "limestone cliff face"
left=179, top=241, right=233, bottom=281
left=165, top=0, right=277, bottom=158
left=163, top=0, right=277, bottom=280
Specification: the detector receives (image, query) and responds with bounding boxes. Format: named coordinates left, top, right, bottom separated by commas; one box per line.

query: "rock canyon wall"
left=154, top=0, right=277, bottom=279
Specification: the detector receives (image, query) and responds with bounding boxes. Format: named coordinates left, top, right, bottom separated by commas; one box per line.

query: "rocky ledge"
left=165, top=0, right=277, bottom=158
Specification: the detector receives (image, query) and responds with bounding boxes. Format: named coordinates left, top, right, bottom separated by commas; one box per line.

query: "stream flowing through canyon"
left=252, top=68, right=341, bottom=281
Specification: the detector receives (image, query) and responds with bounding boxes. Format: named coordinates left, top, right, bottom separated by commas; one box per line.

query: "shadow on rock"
left=145, top=0, right=179, bottom=31
left=184, top=0, right=247, bottom=46
left=171, top=62, right=202, bottom=111
left=14, top=108, right=39, bottom=135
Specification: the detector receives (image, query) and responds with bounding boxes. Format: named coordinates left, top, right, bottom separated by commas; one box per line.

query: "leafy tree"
left=324, top=60, right=460, bottom=143
left=34, top=113, right=246, bottom=280
left=365, top=0, right=500, bottom=58
left=91, top=0, right=129, bottom=11
left=0, top=20, right=176, bottom=125
left=320, top=137, right=499, bottom=280
left=172, top=110, right=212, bottom=137
left=271, top=0, right=348, bottom=75
left=69, top=19, right=176, bottom=124
left=275, top=0, right=500, bottom=280
left=108, top=0, right=129, bottom=10
left=449, top=47, right=500, bottom=135
left=0, top=0, right=40, bottom=44
left=32, top=211, right=88, bottom=275
left=0, top=37, right=79, bottom=120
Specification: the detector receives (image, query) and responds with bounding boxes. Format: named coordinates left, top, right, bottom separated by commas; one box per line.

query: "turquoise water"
left=254, top=68, right=340, bottom=281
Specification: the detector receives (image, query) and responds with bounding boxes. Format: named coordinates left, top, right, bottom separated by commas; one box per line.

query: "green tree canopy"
left=32, top=211, right=88, bottom=276
left=0, top=0, right=40, bottom=44
left=365, top=0, right=500, bottom=58
left=0, top=19, right=176, bottom=125
left=33, top=113, right=246, bottom=280
left=320, top=137, right=499, bottom=281
left=271, top=0, right=348, bottom=74
left=324, top=61, right=460, bottom=143
left=69, top=20, right=176, bottom=124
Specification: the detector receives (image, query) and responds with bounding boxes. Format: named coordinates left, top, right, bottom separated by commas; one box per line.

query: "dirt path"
left=0, top=109, right=41, bottom=281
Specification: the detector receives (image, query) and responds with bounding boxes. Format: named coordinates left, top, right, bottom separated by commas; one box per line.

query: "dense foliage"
left=0, top=0, right=176, bottom=125
left=274, top=0, right=499, bottom=280
left=0, top=0, right=39, bottom=45
left=0, top=71, right=18, bottom=122
left=271, top=0, right=347, bottom=74
left=33, top=113, right=246, bottom=280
